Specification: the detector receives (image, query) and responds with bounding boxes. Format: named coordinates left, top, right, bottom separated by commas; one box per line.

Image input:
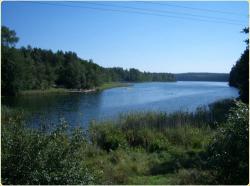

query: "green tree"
left=1, top=26, right=175, bottom=96
left=229, top=27, right=249, bottom=103
left=1, top=26, right=19, bottom=47
left=1, top=47, right=23, bottom=95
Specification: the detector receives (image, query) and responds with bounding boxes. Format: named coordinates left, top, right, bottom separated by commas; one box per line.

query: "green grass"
left=96, top=82, right=131, bottom=91
left=19, top=82, right=130, bottom=95
left=19, top=88, right=68, bottom=95
left=128, top=174, right=175, bottom=184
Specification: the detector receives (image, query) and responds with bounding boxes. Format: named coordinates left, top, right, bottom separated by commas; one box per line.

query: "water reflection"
left=2, top=81, right=239, bottom=128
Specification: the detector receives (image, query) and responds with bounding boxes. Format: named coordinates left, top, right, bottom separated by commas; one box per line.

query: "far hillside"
left=174, top=73, right=229, bottom=82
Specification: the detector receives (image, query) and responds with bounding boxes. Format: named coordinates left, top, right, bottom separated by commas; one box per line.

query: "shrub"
left=176, top=168, right=215, bottom=184
left=163, top=126, right=212, bottom=149
left=89, top=122, right=127, bottom=151
left=1, top=117, right=96, bottom=184
left=207, top=101, right=249, bottom=184
left=124, top=128, right=170, bottom=152
left=149, top=148, right=207, bottom=175
left=208, top=98, right=236, bottom=127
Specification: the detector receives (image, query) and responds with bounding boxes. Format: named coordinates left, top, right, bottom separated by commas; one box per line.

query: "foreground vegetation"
left=1, top=99, right=248, bottom=184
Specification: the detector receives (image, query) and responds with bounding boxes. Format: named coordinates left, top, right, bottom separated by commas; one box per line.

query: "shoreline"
left=18, top=82, right=131, bottom=96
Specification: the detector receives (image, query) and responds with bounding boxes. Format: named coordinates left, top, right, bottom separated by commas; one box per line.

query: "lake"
left=2, top=81, right=239, bottom=128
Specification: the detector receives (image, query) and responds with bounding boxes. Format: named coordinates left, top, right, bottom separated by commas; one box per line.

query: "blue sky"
left=2, top=1, right=249, bottom=73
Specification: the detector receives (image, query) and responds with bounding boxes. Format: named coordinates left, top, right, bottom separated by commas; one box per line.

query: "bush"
left=149, top=148, right=207, bottom=175
left=89, top=122, right=127, bottom=152
left=176, top=168, right=215, bottom=184
left=124, top=128, right=170, bottom=152
left=148, top=134, right=169, bottom=153
left=208, top=98, right=236, bottom=127
left=163, top=126, right=212, bottom=149
left=1, top=117, right=96, bottom=184
left=207, top=101, right=249, bottom=184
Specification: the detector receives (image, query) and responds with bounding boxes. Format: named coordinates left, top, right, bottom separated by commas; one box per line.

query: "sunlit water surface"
left=2, top=81, right=239, bottom=128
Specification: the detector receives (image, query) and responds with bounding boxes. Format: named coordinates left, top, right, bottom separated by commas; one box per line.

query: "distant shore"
left=19, top=82, right=131, bottom=95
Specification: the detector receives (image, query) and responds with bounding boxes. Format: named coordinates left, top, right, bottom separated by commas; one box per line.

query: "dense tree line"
left=229, top=27, right=249, bottom=103
left=175, top=73, right=229, bottom=82
left=106, top=67, right=175, bottom=82
left=1, top=26, right=175, bottom=96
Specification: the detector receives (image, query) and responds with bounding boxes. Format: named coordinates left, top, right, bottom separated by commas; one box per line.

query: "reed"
left=2, top=98, right=246, bottom=185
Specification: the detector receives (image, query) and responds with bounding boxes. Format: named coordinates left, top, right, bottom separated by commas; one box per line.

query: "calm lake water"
left=3, top=81, right=239, bottom=128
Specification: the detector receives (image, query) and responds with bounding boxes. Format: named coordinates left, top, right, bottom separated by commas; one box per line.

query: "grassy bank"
left=19, top=88, right=68, bottom=95
left=1, top=99, right=248, bottom=185
left=96, top=82, right=131, bottom=91
left=19, top=82, right=130, bottom=95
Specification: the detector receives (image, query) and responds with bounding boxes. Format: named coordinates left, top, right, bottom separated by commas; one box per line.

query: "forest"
left=1, top=26, right=175, bottom=96
left=174, top=73, right=229, bottom=82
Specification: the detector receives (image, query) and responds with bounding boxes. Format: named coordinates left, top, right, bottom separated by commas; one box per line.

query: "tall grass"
left=88, top=99, right=235, bottom=153
left=2, top=98, right=246, bottom=185
left=106, top=98, right=235, bottom=130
